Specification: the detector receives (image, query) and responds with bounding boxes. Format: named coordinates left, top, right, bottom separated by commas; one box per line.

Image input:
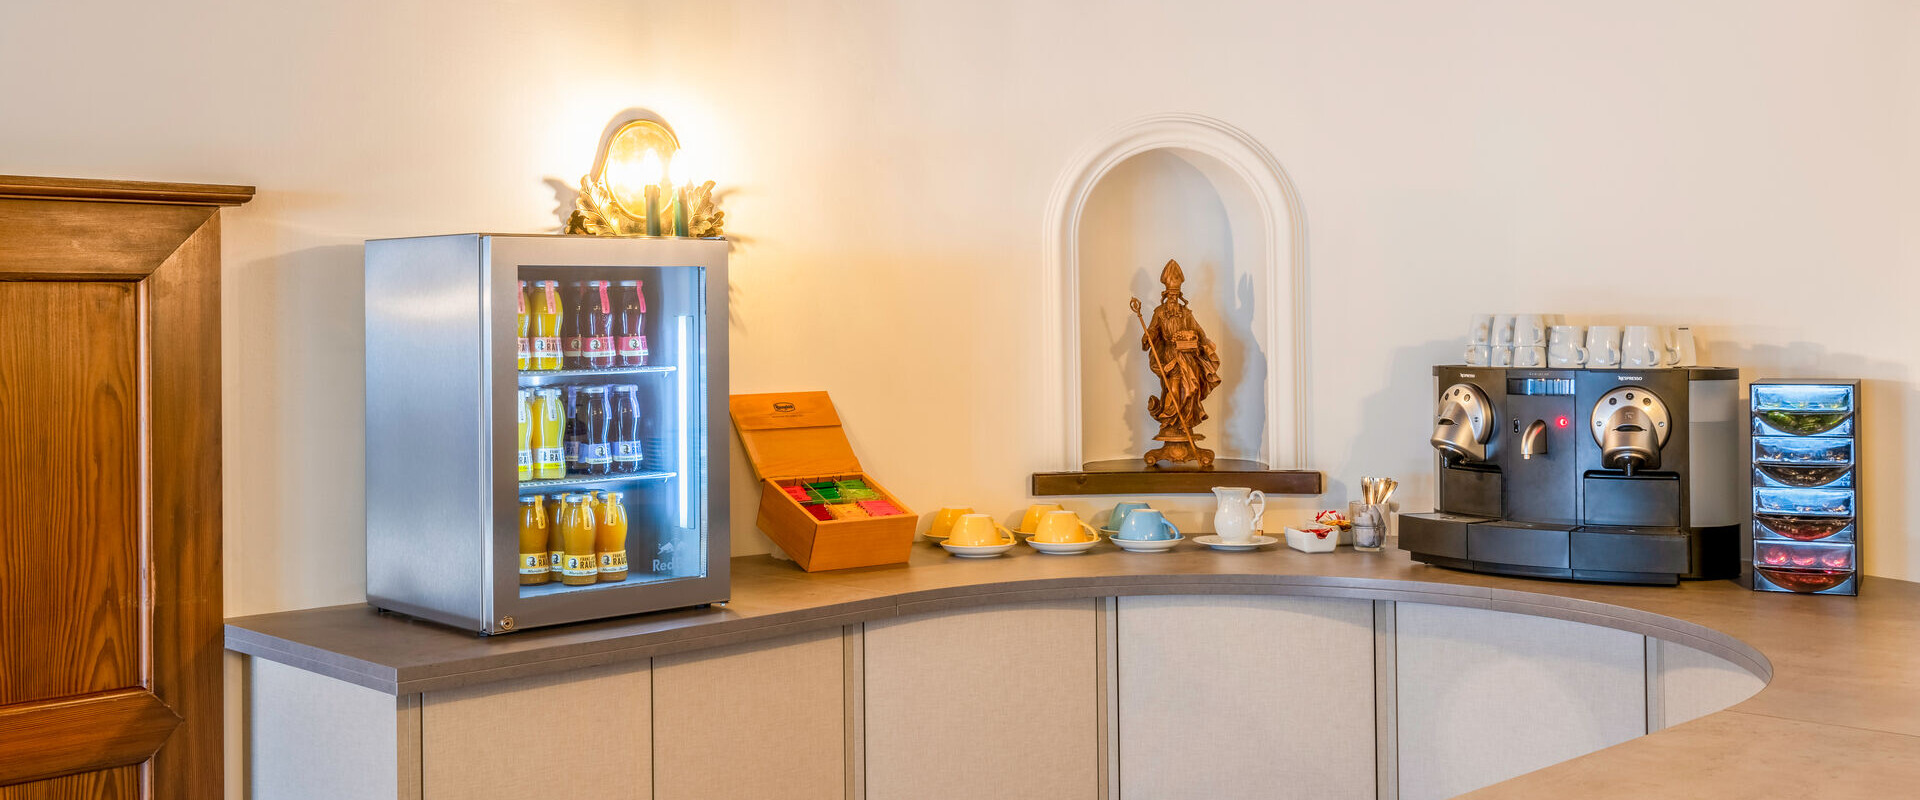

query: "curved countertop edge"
left=223, top=546, right=1793, bottom=697
left=229, top=544, right=1920, bottom=798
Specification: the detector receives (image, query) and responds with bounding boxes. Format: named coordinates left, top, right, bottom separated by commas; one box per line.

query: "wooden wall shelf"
left=1031, top=460, right=1323, bottom=496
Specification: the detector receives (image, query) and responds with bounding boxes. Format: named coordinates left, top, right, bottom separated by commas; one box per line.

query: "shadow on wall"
left=228, top=242, right=369, bottom=611
left=1710, top=340, right=1910, bottom=578
left=1221, top=270, right=1268, bottom=463
left=1332, top=338, right=1459, bottom=512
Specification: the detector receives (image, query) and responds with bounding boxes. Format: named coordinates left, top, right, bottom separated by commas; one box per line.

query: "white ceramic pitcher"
left=1211, top=486, right=1267, bottom=544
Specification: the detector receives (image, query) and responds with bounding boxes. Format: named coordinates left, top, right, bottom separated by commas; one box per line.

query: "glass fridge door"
left=508, top=261, right=710, bottom=603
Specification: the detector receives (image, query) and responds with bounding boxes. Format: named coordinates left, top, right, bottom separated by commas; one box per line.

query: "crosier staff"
left=1131, top=296, right=1198, bottom=455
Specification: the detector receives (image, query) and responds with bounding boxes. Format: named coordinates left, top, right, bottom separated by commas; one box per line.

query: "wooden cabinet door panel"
left=0, top=281, right=141, bottom=706
left=0, top=176, right=250, bottom=797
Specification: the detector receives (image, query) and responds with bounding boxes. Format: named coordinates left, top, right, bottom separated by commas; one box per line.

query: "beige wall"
left=3, top=0, right=1914, bottom=672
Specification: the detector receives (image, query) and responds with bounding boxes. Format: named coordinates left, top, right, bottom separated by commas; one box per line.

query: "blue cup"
left=1115, top=508, right=1181, bottom=541
left=1106, top=502, right=1151, bottom=532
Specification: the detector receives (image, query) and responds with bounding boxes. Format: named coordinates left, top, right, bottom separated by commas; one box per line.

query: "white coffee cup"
left=1514, top=345, right=1546, bottom=368
left=1667, top=326, right=1698, bottom=367
left=1464, top=344, right=1492, bottom=366
left=1513, top=314, right=1546, bottom=347
left=1490, top=314, right=1516, bottom=346
left=1467, top=314, right=1494, bottom=345
left=1548, top=326, right=1587, bottom=367
left=1586, top=326, right=1622, bottom=368
left=1621, top=325, right=1671, bottom=368
left=1491, top=345, right=1514, bottom=367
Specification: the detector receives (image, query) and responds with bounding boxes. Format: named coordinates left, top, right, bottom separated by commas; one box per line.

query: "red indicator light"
left=1556, top=416, right=1570, bottom=428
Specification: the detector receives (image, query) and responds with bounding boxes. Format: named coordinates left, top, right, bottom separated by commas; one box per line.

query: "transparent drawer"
left=1752, top=437, right=1852, bottom=466
left=1751, top=384, right=1854, bottom=413
left=1754, top=540, right=1856, bottom=594
left=1753, top=513, right=1854, bottom=542
left=1752, top=411, right=1853, bottom=438
left=1752, top=464, right=1853, bottom=489
left=1753, top=487, right=1854, bottom=517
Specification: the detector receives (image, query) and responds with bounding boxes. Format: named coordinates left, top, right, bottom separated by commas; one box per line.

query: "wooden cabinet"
left=863, top=600, right=1102, bottom=800
left=1116, top=595, right=1376, bottom=799
left=652, top=628, right=847, bottom=799
left=1393, top=604, right=1648, bottom=800
left=0, top=176, right=250, bottom=799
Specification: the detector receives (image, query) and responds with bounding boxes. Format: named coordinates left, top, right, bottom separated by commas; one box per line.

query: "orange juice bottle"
left=531, top=388, right=566, bottom=479
left=530, top=280, right=564, bottom=370
left=515, top=389, right=534, bottom=481
left=596, top=491, right=629, bottom=582
left=547, top=495, right=568, bottom=581
left=518, top=496, right=549, bottom=585
left=560, top=495, right=599, bottom=586
left=515, top=280, right=531, bottom=370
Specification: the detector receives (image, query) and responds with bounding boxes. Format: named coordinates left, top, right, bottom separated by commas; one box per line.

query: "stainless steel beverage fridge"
left=364, top=234, right=728, bottom=633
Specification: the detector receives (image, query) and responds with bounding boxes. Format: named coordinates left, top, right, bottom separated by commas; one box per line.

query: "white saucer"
left=940, top=541, right=1017, bottom=558
left=1195, top=534, right=1278, bottom=551
left=1110, top=536, right=1182, bottom=553
left=1026, top=538, right=1099, bottom=555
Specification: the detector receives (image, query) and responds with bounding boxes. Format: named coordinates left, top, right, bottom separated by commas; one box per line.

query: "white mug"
left=1466, top=314, right=1494, bottom=345
left=1490, top=314, right=1516, bottom=346
left=1621, top=325, right=1671, bottom=368
left=1464, top=344, right=1492, bottom=366
left=1514, top=345, right=1547, bottom=368
left=1586, top=326, right=1622, bottom=368
left=1513, top=314, right=1546, bottom=347
left=1548, top=326, right=1587, bottom=367
left=1667, top=326, right=1698, bottom=367
left=1490, top=345, right=1514, bottom=367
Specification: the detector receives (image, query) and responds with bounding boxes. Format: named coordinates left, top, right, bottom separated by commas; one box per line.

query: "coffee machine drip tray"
left=1400, top=513, right=1699, bottom=585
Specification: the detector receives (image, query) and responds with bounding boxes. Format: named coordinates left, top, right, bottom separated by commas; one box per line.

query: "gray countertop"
left=227, top=540, right=1920, bottom=798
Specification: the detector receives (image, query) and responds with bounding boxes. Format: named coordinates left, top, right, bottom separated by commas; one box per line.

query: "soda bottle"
left=515, top=280, right=531, bottom=371
left=563, top=384, right=583, bottom=472
left=562, top=280, right=587, bottom=369
left=560, top=494, right=599, bottom=586
left=515, top=389, right=534, bottom=481
left=616, top=280, right=648, bottom=367
left=610, top=385, right=643, bottom=474
left=547, top=495, right=567, bottom=581
left=597, top=491, right=629, bottom=582
left=518, top=496, right=549, bottom=585
left=529, top=280, right=564, bottom=370
left=582, top=280, right=616, bottom=369
left=531, top=388, right=567, bottom=480
left=577, top=387, right=613, bottom=475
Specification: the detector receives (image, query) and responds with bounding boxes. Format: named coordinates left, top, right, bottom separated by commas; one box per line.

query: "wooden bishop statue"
left=1133, top=259, right=1221, bottom=467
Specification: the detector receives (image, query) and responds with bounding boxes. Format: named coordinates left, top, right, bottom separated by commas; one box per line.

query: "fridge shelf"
left=518, top=470, right=676, bottom=492
left=518, top=365, right=676, bottom=384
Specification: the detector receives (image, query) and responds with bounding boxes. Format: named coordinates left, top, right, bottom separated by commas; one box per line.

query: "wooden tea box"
left=729, top=391, right=916, bottom=571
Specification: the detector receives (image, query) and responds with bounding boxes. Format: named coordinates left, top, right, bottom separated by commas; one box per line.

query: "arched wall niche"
left=1040, top=113, right=1308, bottom=472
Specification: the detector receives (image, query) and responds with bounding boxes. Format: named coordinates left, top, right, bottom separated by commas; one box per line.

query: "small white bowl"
left=1284, top=526, right=1339, bottom=553
left=1110, top=536, right=1182, bottom=553
left=941, top=541, right=1017, bottom=558
left=1027, top=538, right=1100, bottom=555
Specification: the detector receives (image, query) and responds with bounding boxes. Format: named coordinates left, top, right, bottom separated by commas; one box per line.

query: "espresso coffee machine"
left=1400, top=366, right=1742, bottom=584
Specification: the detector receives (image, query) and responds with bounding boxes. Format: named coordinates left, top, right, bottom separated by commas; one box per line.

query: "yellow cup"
left=925, top=507, right=974, bottom=540
left=1032, top=510, right=1099, bottom=544
left=1018, top=503, right=1066, bottom=534
left=947, top=514, right=1015, bottom=547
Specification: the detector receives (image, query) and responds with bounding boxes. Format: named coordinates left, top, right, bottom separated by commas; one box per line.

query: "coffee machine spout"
left=1521, top=419, right=1549, bottom=460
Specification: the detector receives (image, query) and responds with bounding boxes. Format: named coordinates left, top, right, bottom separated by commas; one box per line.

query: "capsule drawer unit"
left=1750, top=380, right=1859, bottom=595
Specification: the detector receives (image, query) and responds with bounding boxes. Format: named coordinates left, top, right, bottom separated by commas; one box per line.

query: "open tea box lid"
left=729, top=391, right=866, bottom=480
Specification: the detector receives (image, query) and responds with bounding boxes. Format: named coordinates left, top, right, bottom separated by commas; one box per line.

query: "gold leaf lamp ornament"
left=566, top=113, right=726, bottom=238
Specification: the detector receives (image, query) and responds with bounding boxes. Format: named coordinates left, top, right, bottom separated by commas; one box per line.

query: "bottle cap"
left=587, top=279, right=611, bottom=286
left=581, top=385, right=609, bottom=393
left=521, top=495, right=542, bottom=503
left=535, top=280, right=558, bottom=287
left=617, top=280, right=639, bottom=287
